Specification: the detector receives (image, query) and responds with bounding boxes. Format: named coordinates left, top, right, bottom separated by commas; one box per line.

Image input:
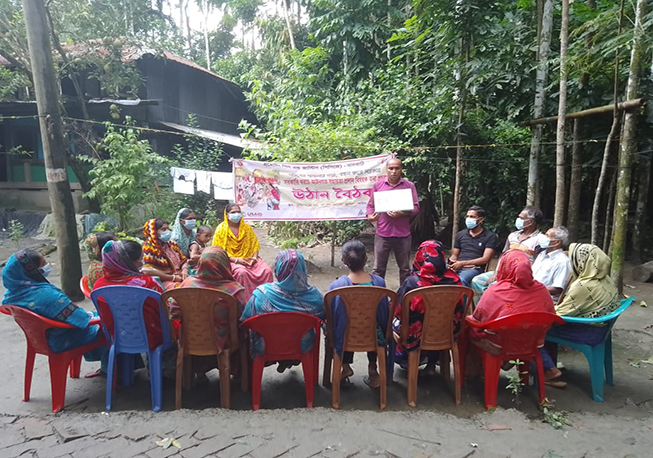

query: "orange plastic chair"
left=0, top=304, right=105, bottom=413
left=161, top=287, right=247, bottom=410
left=80, top=275, right=92, bottom=300
left=241, top=312, right=323, bottom=410
left=397, top=285, right=473, bottom=407
left=463, top=312, right=565, bottom=410
left=323, top=286, right=397, bottom=410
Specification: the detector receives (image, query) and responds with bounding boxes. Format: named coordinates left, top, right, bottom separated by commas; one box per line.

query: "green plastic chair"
left=545, top=296, right=635, bottom=402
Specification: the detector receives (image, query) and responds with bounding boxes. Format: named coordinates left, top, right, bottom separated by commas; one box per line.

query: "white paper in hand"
left=373, top=188, right=414, bottom=213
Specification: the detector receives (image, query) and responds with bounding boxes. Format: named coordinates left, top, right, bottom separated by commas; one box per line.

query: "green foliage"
left=91, top=220, right=116, bottom=233
left=84, top=117, right=170, bottom=230
left=541, top=402, right=572, bottom=429
left=0, top=67, right=29, bottom=101
left=8, top=219, right=24, bottom=247
left=505, top=359, right=527, bottom=409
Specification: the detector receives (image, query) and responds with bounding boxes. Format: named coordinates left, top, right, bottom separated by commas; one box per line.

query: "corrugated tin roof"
left=160, top=121, right=264, bottom=150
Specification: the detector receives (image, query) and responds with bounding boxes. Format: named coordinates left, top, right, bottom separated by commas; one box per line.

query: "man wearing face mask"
left=532, top=226, right=572, bottom=303
left=471, top=205, right=544, bottom=299
left=449, top=206, right=499, bottom=287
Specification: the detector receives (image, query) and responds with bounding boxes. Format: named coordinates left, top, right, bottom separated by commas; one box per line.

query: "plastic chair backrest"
left=0, top=304, right=76, bottom=354
left=561, top=296, right=635, bottom=326
left=91, top=285, right=171, bottom=353
left=241, top=312, right=322, bottom=361
left=466, top=312, right=564, bottom=360
left=80, top=275, right=92, bottom=300
left=402, top=285, right=473, bottom=350
left=161, top=287, right=238, bottom=356
left=324, top=286, right=397, bottom=353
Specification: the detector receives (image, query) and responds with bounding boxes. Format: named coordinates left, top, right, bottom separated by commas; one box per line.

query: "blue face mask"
left=465, top=217, right=478, bottom=230
left=159, top=230, right=172, bottom=243
left=39, top=263, right=51, bottom=278
left=228, top=212, right=243, bottom=224
left=539, top=238, right=551, bottom=249
left=182, top=219, right=197, bottom=230
left=515, top=218, right=525, bottom=231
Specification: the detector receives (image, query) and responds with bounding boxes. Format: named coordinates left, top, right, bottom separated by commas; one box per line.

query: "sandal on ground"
left=84, top=369, right=104, bottom=379
left=363, top=376, right=381, bottom=389
left=545, top=379, right=567, bottom=389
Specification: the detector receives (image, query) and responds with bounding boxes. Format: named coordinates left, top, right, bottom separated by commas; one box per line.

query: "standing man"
left=449, top=206, right=499, bottom=287
left=366, top=157, right=420, bottom=284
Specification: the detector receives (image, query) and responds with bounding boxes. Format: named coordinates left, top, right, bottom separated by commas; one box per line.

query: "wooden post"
left=331, top=221, right=337, bottom=267
left=22, top=0, right=84, bottom=300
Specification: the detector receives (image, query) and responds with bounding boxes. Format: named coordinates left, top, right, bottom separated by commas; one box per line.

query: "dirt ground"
left=1, top=229, right=652, bottom=457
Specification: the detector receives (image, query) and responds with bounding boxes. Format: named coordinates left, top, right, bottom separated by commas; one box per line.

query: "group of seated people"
left=1, top=203, right=622, bottom=398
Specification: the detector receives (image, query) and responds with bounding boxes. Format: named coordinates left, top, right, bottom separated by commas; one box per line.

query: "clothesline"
left=170, top=167, right=233, bottom=200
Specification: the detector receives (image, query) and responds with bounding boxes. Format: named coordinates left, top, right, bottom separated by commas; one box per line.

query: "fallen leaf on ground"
left=640, top=357, right=653, bottom=365
left=640, top=301, right=648, bottom=308
left=470, top=443, right=478, bottom=448
left=485, top=425, right=511, bottom=431
left=624, top=284, right=636, bottom=289
left=155, top=437, right=181, bottom=450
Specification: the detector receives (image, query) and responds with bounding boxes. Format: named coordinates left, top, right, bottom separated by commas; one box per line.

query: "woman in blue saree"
left=241, top=249, right=324, bottom=372
left=328, top=240, right=390, bottom=388
left=2, top=250, right=106, bottom=374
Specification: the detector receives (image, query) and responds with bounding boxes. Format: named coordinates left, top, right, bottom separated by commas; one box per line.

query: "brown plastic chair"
left=161, top=287, right=247, bottom=410
left=323, top=286, right=397, bottom=410
left=398, top=285, right=473, bottom=407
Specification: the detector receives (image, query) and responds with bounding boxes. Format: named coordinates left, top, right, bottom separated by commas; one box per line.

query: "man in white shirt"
left=532, top=226, right=572, bottom=303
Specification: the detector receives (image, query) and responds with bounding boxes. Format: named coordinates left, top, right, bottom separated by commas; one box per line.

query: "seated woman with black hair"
left=83, top=231, right=118, bottom=288
left=2, top=249, right=107, bottom=376
left=327, top=240, right=390, bottom=388
left=141, top=218, right=188, bottom=290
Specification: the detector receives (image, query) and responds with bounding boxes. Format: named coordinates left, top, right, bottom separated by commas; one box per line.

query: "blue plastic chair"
left=91, top=285, right=174, bottom=412
left=545, top=296, right=635, bottom=402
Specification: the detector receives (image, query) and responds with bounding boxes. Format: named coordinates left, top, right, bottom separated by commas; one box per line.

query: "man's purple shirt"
left=366, top=177, right=420, bottom=238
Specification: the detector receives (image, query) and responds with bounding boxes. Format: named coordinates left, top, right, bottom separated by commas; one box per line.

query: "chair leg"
left=407, top=350, right=420, bottom=408
left=148, top=349, right=164, bottom=412
left=23, top=346, right=36, bottom=402
left=105, top=346, right=116, bottom=411
left=451, top=345, right=461, bottom=406
left=323, top=344, right=333, bottom=387
left=534, top=355, right=546, bottom=404
left=440, top=350, right=451, bottom=381
left=251, top=357, right=264, bottom=411
left=313, top=326, right=320, bottom=386
left=331, top=352, right=343, bottom=409
left=301, top=353, right=314, bottom=408
left=482, top=353, right=502, bottom=410
left=69, top=356, right=82, bottom=379
left=377, top=346, right=387, bottom=411
left=588, top=344, right=606, bottom=402
left=218, top=350, right=231, bottom=409
left=604, top=335, right=614, bottom=386
left=175, top=347, right=184, bottom=410
left=48, top=355, right=70, bottom=413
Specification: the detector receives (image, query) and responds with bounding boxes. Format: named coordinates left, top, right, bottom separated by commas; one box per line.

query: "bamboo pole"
left=523, top=98, right=645, bottom=126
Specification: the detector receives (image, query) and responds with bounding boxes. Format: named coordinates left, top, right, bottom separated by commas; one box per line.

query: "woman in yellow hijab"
left=212, top=203, right=273, bottom=300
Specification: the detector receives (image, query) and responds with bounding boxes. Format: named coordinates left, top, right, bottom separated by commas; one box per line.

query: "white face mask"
left=515, top=218, right=525, bottom=231
left=228, top=212, right=243, bottom=224
left=39, top=263, right=52, bottom=278
left=159, top=230, right=172, bottom=242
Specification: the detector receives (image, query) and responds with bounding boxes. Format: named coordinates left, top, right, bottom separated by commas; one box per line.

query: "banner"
left=233, top=154, right=393, bottom=221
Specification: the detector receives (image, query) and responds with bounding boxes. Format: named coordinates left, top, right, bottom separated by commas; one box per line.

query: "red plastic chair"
left=0, top=304, right=105, bottom=413
left=240, top=312, right=323, bottom=411
left=463, top=312, right=564, bottom=410
left=80, top=275, right=92, bottom=300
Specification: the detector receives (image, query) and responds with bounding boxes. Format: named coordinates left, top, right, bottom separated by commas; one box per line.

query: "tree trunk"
left=451, top=39, right=468, bottom=249
left=526, top=0, right=553, bottom=206
left=282, top=0, right=296, bottom=49
left=22, top=0, right=84, bottom=300
left=553, top=0, right=570, bottom=226
left=603, top=169, right=617, bottom=253
left=204, top=4, right=211, bottom=69
left=611, top=0, right=647, bottom=292
left=567, top=118, right=583, bottom=241
left=631, top=153, right=651, bottom=263
left=591, top=111, right=621, bottom=245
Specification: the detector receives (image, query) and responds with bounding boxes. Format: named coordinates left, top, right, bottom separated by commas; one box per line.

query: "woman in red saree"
left=142, top=218, right=188, bottom=290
